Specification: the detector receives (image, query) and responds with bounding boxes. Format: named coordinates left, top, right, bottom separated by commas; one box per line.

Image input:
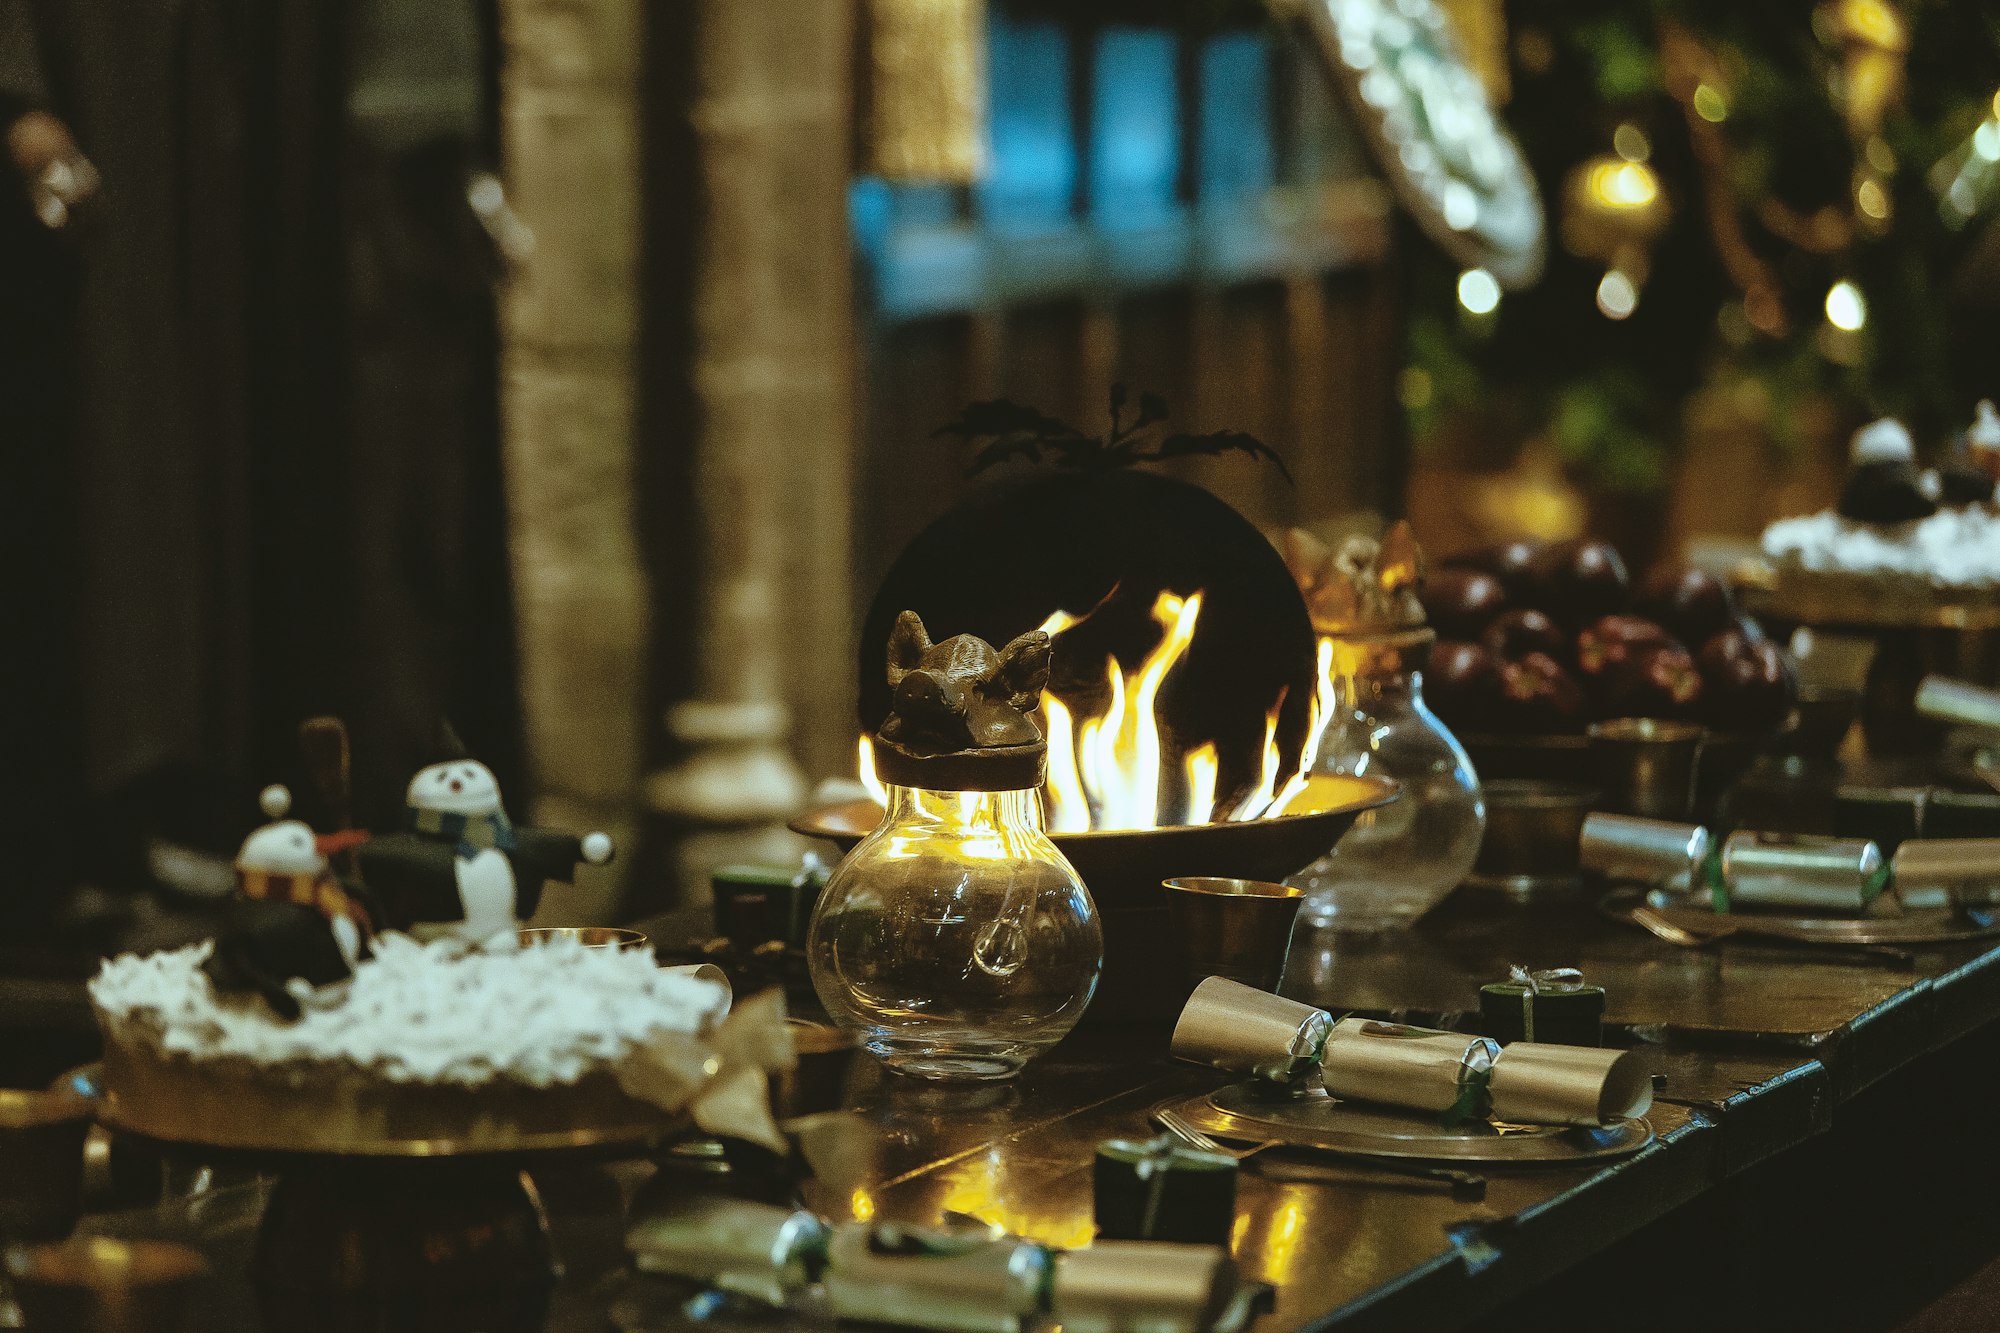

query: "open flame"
left=859, top=591, right=1341, bottom=832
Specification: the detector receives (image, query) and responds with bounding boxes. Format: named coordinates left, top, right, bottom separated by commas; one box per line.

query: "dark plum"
left=1701, top=638, right=1795, bottom=733
left=1576, top=615, right=1672, bottom=679
left=1419, top=568, right=1510, bottom=640
left=1494, top=652, right=1588, bottom=734
left=1635, top=566, right=1735, bottom=647
left=1442, top=539, right=1546, bottom=600
left=1597, top=643, right=1703, bottom=720
left=1482, top=608, right=1568, bottom=663
left=1534, top=540, right=1631, bottom=628
left=1425, top=639, right=1502, bottom=726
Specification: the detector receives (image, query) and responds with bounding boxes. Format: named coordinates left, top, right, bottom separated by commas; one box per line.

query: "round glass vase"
left=1286, top=628, right=1485, bottom=930
left=807, top=784, right=1102, bottom=1081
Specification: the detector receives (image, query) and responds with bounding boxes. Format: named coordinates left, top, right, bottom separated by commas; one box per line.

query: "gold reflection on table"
left=933, top=1147, right=1099, bottom=1251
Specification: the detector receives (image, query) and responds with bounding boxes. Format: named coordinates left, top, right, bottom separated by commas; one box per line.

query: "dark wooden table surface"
left=66, top=886, right=2000, bottom=1332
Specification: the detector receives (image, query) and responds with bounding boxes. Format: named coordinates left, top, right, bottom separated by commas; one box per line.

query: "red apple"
left=1420, top=568, right=1510, bottom=640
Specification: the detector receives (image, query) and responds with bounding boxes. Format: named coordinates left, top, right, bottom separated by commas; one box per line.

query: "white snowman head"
left=236, top=787, right=326, bottom=876
left=406, top=760, right=505, bottom=817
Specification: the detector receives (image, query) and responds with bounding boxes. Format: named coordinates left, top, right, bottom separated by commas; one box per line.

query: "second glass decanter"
left=809, top=613, right=1102, bottom=1081
left=1288, top=633, right=1486, bottom=930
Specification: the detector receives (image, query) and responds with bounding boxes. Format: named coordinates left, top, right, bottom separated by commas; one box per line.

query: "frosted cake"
left=1759, top=410, right=2000, bottom=613
left=89, top=933, right=737, bottom=1154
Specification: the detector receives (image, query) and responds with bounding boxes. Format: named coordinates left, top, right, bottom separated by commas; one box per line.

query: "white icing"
left=90, top=932, right=728, bottom=1087
left=1761, top=507, right=2000, bottom=589
left=1851, top=417, right=1915, bottom=465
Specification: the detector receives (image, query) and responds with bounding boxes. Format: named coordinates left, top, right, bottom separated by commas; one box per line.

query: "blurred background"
left=4, top=0, right=2000, bottom=1042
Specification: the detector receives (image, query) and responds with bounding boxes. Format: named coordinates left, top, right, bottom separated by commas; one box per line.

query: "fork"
left=1153, top=1108, right=1487, bottom=1200
left=1630, top=904, right=1914, bottom=968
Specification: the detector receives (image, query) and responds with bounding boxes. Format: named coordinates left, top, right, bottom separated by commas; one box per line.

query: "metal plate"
left=1160, top=1086, right=1652, bottom=1165
left=1604, top=886, right=2000, bottom=947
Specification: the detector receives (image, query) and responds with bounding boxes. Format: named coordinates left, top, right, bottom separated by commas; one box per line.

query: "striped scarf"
left=237, top=868, right=375, bottom=937
left=407, top=806, right=517, bottom=860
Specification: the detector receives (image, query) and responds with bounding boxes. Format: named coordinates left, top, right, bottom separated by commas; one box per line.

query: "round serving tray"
left=77, top=1050, right=684, bottom=1162
left=1740, top=571, right=2000, bottom=632
left=1601, top=886, right=2000, bottom=947
left=1159, top=1085, right=1651, bottom=1165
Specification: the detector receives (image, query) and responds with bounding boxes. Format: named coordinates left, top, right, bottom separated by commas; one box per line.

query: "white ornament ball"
left=582, top=831, right=615, bottom=865
left=260, top=784, right=293, bottom=819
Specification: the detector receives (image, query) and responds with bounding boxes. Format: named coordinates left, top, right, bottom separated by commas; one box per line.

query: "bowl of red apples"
left=1421, top=538, right=1797, bottom=792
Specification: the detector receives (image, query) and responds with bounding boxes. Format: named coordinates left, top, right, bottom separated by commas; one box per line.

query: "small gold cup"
left=0, top=1085, right=94, bottom=1244
left=775, top=1019, right=861, bottom=1120
left=516, top=927, right=649, bottom=950
left=1162, top=877, right=1306, bottom=1001
left=6, top=1238, right=209, bottom=1332
left=1587, top=718, right=1704, bottom=821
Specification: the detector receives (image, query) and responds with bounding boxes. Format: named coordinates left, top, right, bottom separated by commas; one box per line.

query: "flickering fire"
left=859, top=592, right=1342, bottom=833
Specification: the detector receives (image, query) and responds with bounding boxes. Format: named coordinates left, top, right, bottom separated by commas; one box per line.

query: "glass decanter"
left=808, top=782, right=1101, bottom=1081
left=1288, top=629, right=1485, bottom=929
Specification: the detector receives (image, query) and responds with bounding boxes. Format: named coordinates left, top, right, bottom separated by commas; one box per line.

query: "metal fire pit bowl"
left=789, top=775, right=1399, bottom=1027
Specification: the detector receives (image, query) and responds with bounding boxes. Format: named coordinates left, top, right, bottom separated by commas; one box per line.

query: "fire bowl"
left=789, top=775, right=1399, bottom=1026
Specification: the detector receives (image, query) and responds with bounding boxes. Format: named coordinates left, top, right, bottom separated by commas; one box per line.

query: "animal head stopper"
left=873, top=611, right=1051, bottom=791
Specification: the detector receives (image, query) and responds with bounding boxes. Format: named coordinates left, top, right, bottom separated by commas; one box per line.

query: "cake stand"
left=1741, top=573, right=2000, bottom=761
left=67, top=1063, right=685, bottom=1333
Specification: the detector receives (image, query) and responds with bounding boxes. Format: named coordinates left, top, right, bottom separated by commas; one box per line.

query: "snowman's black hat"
left=429, top=719, right=472, bottom=764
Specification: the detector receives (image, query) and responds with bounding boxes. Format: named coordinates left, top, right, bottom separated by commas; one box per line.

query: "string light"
left=1457, top=267, right=1501, bottom=315
left=1587, top=161, right=1660, bottom=209
left=1825, top=280, right=1867, bottom=331
left=1693, top=84, right=1729, bottom=122
left=1596, top=269, right=1639, bottom=319
left=1976, top=120, right=2000, bottom=163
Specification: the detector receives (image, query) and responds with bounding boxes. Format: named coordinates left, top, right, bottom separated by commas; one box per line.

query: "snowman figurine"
left=204, top=786, right=375, bottom=1019
left=358, top=757, right=614, bottom=944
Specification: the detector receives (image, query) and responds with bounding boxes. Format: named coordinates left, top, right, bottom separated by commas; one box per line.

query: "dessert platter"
left=91, top=932, right=727, bottom=1157
left=1746, top=407, right=2000, bottom=631
left=83, top=738, right=782, bottom=1162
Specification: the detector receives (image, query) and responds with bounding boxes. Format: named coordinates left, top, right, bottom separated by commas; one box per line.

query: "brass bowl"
left=0, top=1085, right=95, bottom=1242
left=790, top=775, right=1398, bottom=1024
left=1467, top=779, right=1600, bottom=900
left=516, top=927, right=650, bottom=950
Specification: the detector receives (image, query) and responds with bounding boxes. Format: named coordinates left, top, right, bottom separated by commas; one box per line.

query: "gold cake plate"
left=86, top=1038, right=686, bottom=1160
left=1739, top=567, right=2000, bottom=632
left=1159, top=1086, right=1652, bottom=1165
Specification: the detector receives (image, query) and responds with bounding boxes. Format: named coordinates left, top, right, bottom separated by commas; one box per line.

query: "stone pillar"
left=643, top=0, right=858, bottom=913
left=496, top=0, right=647, bottom=923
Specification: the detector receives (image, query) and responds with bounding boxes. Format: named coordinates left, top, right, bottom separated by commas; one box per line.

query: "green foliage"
left=1409, top=0, right=2000, bottom=495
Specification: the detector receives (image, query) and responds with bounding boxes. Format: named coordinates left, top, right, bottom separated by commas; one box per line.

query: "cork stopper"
left=874, top=611, right=1051, bottom=792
